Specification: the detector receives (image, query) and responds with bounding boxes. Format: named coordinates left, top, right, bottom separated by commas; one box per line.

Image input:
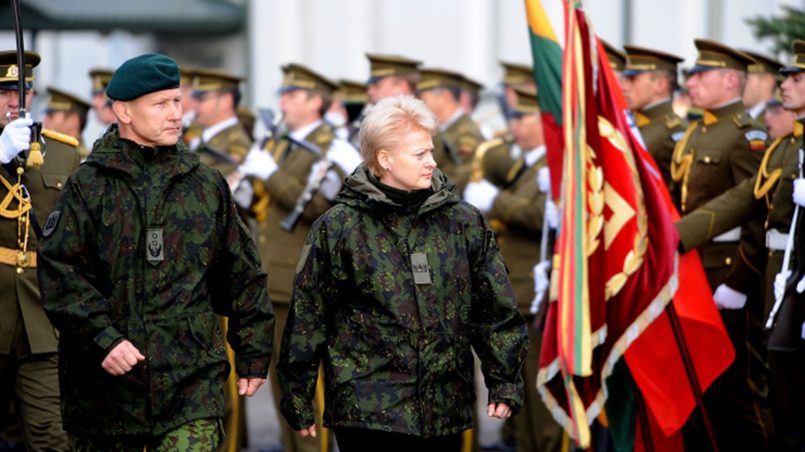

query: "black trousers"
left=333, top=427, right=462, bottom=452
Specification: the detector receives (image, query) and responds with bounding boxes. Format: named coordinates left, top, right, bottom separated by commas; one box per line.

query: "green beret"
left=106, top=53, right=180, bottom=101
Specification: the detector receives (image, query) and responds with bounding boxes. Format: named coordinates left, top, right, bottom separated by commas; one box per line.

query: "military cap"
left=191, top=68, right=244, bottom=96
left=179, top=65, right=198, bottom=87
left=687, top=39, right=756, bottom=74
left=106, top=53, right=180, bottom=101
left=601, top=40, right=627, bottom=72
left=510, top=87, right=540, bottom=115
left=780, top=39, right=805, bottom=75
left=45, top=86, right=91, bottom=115
left=279, top=63, right=337, bottom=94
left=741, top=50, right=782, bottom=75
left=416, top=67, right=466, bottom=92
left=500, top=61, right=533, bottom=86
left=365, top=53, right=421, bottom=84
left=0, top=51, right=40, bottom=90
left=623, top=45, right=684, bottom=76
left=89, top=68, right=114, bottom=95
left=766, top=89, right=783, bottom=108
left=335, top=79, right=369, bottom=104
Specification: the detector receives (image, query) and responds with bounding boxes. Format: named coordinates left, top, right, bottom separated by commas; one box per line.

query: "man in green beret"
left=0, top=49, right=80, bottom=451
left=37, top=53, right=274, bottom=451
left=672, top=39, right=772, bottom=450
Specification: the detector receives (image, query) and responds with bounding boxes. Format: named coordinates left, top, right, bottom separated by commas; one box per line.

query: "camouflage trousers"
left=68, top=418, right=223, bottom=451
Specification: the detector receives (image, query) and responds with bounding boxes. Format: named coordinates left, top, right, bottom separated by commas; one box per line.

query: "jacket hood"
left=336, top=163, right=459, bottom=214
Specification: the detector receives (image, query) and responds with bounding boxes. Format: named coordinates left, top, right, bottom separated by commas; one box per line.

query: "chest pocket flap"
left=40, top=174, right=67, bottom=190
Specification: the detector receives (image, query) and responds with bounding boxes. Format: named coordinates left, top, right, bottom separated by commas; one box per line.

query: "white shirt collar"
left=524, top=144, right=546, bottom=167
left=201, top=116, right=238, bottom=144
left=440, top=109, right=465, bottom=132
left=290, top=120, right=323, bottom=141
left=747, top=101, right=766, bottom=119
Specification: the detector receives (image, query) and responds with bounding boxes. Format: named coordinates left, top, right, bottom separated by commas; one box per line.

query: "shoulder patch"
left=670, top=131, right=685, bottom=142
left=42, top=210, right=61, bottom=237
left=457, top=135, right=480, bottom=154
left=664, top=115, right=681, bottom=130
left=745, top=129, right=768, bottom=152
left=42, top=129, right=79, bottom=148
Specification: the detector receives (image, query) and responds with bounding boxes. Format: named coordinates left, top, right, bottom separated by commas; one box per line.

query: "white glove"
left=326, top=139, right=362, bottom=174
left=530, top=260, right=551, bottom=315
left=308, top=161, right=342, bottom=201
left=544, top=199, right=559, bottom=230
left=794, top=179, right=805, bottom=208
left=238, top=144, right=278, bottom=181
left=232, top=179, right=254, bottom=209
left=713, top=284, right=747, bottom=310
left=773, top=270, right=791, bottom=305
left=537, top=166, right=551, bottom=193
left=464, top=179, right=500, bottom=213
left=0, top=117, right=33, bottom=164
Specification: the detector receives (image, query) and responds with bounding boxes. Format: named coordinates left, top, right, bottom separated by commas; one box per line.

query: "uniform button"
left=57, top=182, right=63, bottom=189
left=16, top=267, right=23, bottom=274
left=701, top=127, right=707, bottom=133
left=725, top=257, right=732, bottom=265
left=704, top=156, right=711, bottom=163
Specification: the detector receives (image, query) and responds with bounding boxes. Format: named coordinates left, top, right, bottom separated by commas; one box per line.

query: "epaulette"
left=42, top=128, right=79, bottom=148
left=664, top=115, right=681, bottom=130
left=731, top=112, right=753, bottom=129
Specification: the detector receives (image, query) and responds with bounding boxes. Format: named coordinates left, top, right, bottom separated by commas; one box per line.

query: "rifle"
left=11, top=0, right=43, bottom=170
left=280, top=136, right=331, bottom=232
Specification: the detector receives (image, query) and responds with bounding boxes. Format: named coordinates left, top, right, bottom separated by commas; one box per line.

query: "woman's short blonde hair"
left=358, top=95, right=438, bottom=176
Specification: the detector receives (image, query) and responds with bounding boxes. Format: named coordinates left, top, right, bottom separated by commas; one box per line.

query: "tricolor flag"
left=525, top=0, right=735, bottom=449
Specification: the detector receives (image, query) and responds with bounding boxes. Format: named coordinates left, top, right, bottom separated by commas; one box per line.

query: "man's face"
left=368, top=76, right=411, bottom=104
left=279, top=89, right=319, bottom=131
left=764, top=105, right=796, bottom=140
left=120, top=88, right=183, bottom=147
left=623, top=72, right=656, bottom=111
left=92, top=92, right=116, bottom=125
left=685, top=69, right=733, bottom=109
left=510, top=112, right=543, bottom=150
left=193, top=91, right=225, bottom=128
left=0, top=88, right=34, bottom=127
left=43, top=110, right=70, bottom=135
left=417, top=89, right=444, bottom=120
left=781, top=72, right=805, bottom=115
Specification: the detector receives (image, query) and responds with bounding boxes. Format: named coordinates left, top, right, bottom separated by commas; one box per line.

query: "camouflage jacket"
left=37, top=126, right=274, bottom=436
left=278, top=164, right=527, bottom=437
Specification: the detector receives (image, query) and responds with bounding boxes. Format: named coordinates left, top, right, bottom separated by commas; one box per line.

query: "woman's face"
left=378, top=127, right=436, bottom=191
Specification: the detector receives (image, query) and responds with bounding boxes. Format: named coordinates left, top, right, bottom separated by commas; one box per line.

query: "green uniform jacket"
left=634, top=100, right=687, bottom=202
left=198, top=121, right=252, bottom=176
left=278, top=164, right=527, bottom=437
left=433, top=113, right=484, bottom=187
left=37, top=126, right=274, bottom=436
left=0, top=132, right=80, bottom=355
left=262, top=123, right=340, bottom=304
left=673, top=101, right=766, bottom=284
left=487, top=155, right=548, bottom=314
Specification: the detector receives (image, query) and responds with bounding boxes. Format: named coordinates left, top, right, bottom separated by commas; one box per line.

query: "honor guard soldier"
left=0, top=50, right=80, bottom=451
left=365, top=53, right=422, bottom=104
left=326, top=79, right=368, bottom=146
left=416, top=68, right=485, bottom=188
left=622, top=45, right=687, bottom=202
left=464, top=88, right=564, bottom=452
left=237, top=63, right=360, bottom=452
left=672, top=39, right=772, bottom=451
left=741, top=50, right=783, bottom=128
left=460, top=74, right=495, bottom=140
left=179, top=65, right=199, bottom=135
left=499, top=61, right=536, bottom=120
left=188, top=69, right=251, bottom=172
left=88, top=68, right=115, bottom=127
left=43, top=86, right=92, bottom=160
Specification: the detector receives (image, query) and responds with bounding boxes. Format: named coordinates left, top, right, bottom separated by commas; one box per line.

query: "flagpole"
left=634, top=389, right=655, bottom=452
left=665, top=302, right=719, bottom=452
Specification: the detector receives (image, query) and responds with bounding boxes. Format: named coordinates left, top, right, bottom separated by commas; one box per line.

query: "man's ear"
left=111, top=100, right=131, bottom=124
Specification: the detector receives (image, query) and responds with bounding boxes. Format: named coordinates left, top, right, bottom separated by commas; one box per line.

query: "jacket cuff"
left=93, top=326, right=124, bottom=353
left=488, top=382, right=524, bottom=416
left=280, top=393, right=315, bottom=430
left=236, top=355, right=271, bottom=378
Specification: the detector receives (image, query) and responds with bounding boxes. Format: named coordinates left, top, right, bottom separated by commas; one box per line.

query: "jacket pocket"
left=40, top=173, right=68, bottom=191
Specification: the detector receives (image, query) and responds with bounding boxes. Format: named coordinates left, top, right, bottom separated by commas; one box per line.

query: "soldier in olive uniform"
left=621, top=45, right=687, bottom=205
left=0, top=51, right=80, bottom=451
left=237, top=63, right=361, bottom=452
left=365, top=53, right=422, bottom=104
left=43, top=87, right=91, bottom=160
left=188, top=69, right=252, bottom=174
left=326, top=79, right=367, bottom=146
left=88, top=68, right=115, bottom=128
left=601, top=40, right=627, bottom=89
left=672, top=39, right=771, bottom=450
left=741, top=50, right=783, bottom=128
left=499, top=61, right=536, bottom=120
left=464, top=88, right=564, bottom=452
left=416, top=68, right=485, bottom=188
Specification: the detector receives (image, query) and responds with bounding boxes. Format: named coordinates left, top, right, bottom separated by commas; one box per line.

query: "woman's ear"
left=377, top=148, right=391, bottom=172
